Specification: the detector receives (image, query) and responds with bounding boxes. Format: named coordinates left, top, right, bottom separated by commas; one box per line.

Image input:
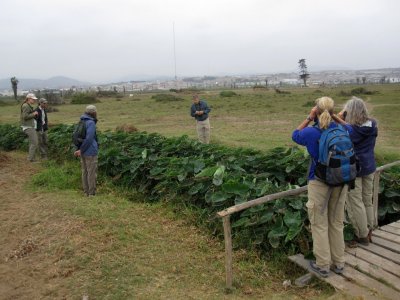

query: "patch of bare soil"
left=0, top=152, right=84, bottom=299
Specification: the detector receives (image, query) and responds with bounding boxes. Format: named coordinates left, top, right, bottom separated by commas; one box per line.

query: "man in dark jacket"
left=74, top=105, right=99, bottom=197
left=190, top=94, right=211, bottom=144
left=35, top=98, right=49, bottom=159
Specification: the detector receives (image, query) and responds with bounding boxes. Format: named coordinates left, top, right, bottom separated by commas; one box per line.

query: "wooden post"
left=222, top=215, right=233, bottom=290
left=372, top=170, right=381, bottom=228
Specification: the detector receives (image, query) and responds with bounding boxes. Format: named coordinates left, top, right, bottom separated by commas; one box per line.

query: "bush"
left=219, top=91, right=237, bottom=97
left=151, top=94, right=184, bottom=102
left=274, top=88, right=290, bottom=94
left=350, top=87, right=378, bottom=95
left=97, top=90, right=119, bottom=97
left=70, top=93, right=99, bottom=104
left=116, top=124, right=138, bottom=133
left=302, top=101, right=315, bottom=107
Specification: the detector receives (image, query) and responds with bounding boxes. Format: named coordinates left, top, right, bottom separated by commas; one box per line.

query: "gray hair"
left=344, top=96, right=369, bottom=125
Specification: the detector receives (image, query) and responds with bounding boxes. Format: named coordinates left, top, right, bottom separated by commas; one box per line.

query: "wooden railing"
left=216, top=160, right=400, bottom=289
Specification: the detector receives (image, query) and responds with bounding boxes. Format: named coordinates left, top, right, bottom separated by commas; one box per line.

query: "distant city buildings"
left=1, top=68, right=400, bottom=96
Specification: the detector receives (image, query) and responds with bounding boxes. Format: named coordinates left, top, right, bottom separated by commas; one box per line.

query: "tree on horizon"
left=298, top=59, right=310, bottom=87
left=11, top=76, right=19, bottom=100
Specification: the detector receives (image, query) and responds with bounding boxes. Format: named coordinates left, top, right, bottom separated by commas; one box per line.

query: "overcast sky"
left=1, top=0, right=399, bottom=83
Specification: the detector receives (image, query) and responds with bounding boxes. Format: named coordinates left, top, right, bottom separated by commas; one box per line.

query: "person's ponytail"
left=319, top=109, right=332, bottom=129
left=315, top=97, right=334, bottom=129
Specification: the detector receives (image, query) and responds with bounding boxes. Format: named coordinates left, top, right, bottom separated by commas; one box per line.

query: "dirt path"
left=0, top=153, right=80, bottom=299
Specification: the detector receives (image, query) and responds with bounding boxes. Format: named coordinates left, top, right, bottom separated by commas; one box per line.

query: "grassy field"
left=1, top=84, right=399, bottom=160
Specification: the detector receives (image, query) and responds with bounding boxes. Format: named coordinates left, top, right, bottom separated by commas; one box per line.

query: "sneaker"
left=309, top=261, right=330, bottom=278
left=330, top=265, right=344, bottom=275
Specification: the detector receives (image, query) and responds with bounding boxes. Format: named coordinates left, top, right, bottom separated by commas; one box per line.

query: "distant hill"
left=0, top=76, right=91, bottom=90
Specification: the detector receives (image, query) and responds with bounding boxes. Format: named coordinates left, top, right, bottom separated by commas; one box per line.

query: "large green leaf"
left=222, top=181, right=250, bottom=196
left=188, top=183, right=204, bottom=195
left=141, top=148, right=147, bottom=159
left=268, top=236, right=280, bottom=248
left=232, top=217, right=249, bottom=228
left=283, top=211, right=302, bottom=228
left=193, top=160, right=206, bottom=173
left=195, top=166, right=219, bottom=178
left=258, top=210, right=274, bottom=224
left=284, top=225, right=303, bottom=243
left=210, top=191, right=229, bottom=204
left=289, top=198, right=304, bottom=210
left=213, top=166, right=225, bottom=186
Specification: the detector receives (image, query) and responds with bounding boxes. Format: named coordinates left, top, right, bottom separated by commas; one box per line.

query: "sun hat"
left=85, top=105, right=97, bottom=113
left=26, top=93, right=38, bottom=100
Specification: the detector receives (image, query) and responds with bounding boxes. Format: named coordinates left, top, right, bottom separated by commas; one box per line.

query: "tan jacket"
left=20, top=102, right=36, bottom=128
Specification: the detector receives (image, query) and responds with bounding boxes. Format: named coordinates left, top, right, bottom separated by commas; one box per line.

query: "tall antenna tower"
left=173, top=22, right=177, bottom=81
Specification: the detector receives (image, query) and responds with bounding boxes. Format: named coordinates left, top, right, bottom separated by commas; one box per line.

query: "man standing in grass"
left=74, top=105, right=99, bottom=197
left=35, top=98, right=49, bottom=160
left=190, top=94, right=211, bottom=144
left=20, top=93, right=39, bottom=162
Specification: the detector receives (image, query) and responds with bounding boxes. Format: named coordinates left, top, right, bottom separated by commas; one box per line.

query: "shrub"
left=350, top=87, right=378, bottom=95
left=274, top=88, right=290, bottom=94
left=116, top=124, right=139, bottom=133
left=70, top=93, right=99, bottom=104
left=219, top=91, right=237, bottom=97
left=151, top=94, right=184, bottom=102
left=97, top=90, right=119, bottom=97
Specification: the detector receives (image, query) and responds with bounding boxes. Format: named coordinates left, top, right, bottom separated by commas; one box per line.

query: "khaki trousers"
left=81, top=155, right=98, bottom=196
left=196, top=118, right=210, bottom=144
left=346, top=174, right=374, bottom=238
left=307, top=180, right=347, bottom=270
left=24, top=128, right=38, bottom=161
left=37, top=131, right=48, bottom=159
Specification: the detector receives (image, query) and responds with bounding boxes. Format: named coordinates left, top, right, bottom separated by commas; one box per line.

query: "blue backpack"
left=315, top=124, right=358, bottom=186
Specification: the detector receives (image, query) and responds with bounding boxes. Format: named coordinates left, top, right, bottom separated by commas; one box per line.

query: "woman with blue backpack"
left=292, top=96, right=354, bottom=277
left=338, top=97, right=378, bottom=247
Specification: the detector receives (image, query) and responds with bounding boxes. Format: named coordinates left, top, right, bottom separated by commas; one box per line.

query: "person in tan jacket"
left=20, top=93, right=39, bottom=162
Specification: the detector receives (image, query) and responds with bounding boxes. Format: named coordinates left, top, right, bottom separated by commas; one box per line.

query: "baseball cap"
left=26, top=93, right=38, bottom=100
left=39, top=98, right=48, bottom=104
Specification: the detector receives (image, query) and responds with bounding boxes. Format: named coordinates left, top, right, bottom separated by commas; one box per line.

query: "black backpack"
left=72, top=120, right=86, bottom=148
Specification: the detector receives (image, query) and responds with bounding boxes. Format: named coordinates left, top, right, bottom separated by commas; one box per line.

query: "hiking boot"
left=309, top=261, right=330, bottom=278
left=357, top=236, right=369, bottom=246
left=347, top=239, right=358, bottom=248
left=330, top=265, right=344, bottom=275
left=367, top=229, right=373, bottom=243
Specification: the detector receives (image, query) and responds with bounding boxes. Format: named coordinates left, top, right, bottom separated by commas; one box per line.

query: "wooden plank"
left=380, top=225, right=400, bottom=236
left=358, top=242, right=400, bottom=264
left=222, top=216, right=233, bottom=290
left=389, top=222, right=400, bottom=229
left=346, top=247, right=400, bottom=277
left=372, top=236, right=400, bottom=254
left=289, top=254, right=381, bottom=300
left=345, top=253, right=400, bottom=292
left=340, top=264, right=400, bottom=300
left=373, top=229, right=400, bottom=245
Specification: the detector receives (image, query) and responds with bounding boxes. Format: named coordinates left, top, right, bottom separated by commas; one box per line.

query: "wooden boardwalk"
left=289, top=221, right=400, bottom=300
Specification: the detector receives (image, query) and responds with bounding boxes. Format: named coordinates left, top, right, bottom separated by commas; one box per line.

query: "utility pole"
left=173, top=22, right=177, bottom=83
